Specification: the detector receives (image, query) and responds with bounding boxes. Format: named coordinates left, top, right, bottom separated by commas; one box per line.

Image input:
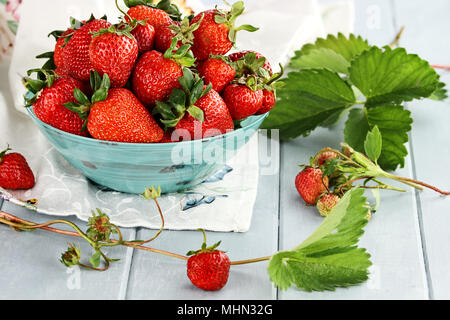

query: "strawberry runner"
left=0, top=0, right=348, bottom=232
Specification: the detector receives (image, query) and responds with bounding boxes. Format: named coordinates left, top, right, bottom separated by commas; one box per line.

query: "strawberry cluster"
left=24, top=0, right=282, bottom=144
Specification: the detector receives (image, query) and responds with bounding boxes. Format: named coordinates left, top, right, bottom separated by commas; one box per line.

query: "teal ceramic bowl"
left=27, top=106, right=267, bottom=194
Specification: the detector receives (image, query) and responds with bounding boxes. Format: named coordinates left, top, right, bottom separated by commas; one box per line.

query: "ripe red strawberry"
left=222, top=84, right=263, bottom=120
left=191, top=2, right=258, bottom=61
left=31, top=75, right=89, bottom=136
left=316, top=193, right=340, bottom=217
left=127, top=5, right=172, bottom=31
left=89, top=26, right=139, bottom=88
left=175, top=88, right=234, bottom=139
left=159, top=129, right=175, bottom=143
left=256, top=89, right=276, bottom=114
left=126, top=6, right=166, bottom=54
left=63, top=18, right=112, bottom=82
left=154, top=21, right=181, bottom=52
left=197, top=56, right=236, bottom=92
left=132, top=48, right=195, bottom=106
left=0, top=146, right=35, bottom=190
left=229, top=50, right=273, bottom=74
left=186, top=230, right=230, bottom=291
left=87, top=88, right=163, bottom=143
left=154, top=68, right=234, bottom=140
left=295, top=167, right=329, bottom=205
left=53, top=28, right=74, bottom=76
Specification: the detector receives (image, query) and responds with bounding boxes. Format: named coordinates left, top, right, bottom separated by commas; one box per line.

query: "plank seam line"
left=407, top=130, right=433, bottom=300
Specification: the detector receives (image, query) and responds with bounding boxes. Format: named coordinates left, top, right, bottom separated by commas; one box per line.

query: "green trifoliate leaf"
left=344, top=105, right=413, bottom=171
left=268, top=188, right=371, bottom=291
left=349, top=46, right=439, bottom=107
left=261, top=68, right=356, bottom=140
left=364, top=125, right=382, bottom=164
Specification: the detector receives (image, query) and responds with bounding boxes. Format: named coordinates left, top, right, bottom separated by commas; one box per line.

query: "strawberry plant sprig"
left=0, top=187, right=372, bottom=292
left=312, top=126, right=450, bottom=197
left=0, top=186, right=168, bottom=271
left=262, top=32, right=448, bottom=171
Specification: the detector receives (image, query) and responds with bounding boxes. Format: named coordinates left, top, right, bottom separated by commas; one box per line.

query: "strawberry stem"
left=115, top=0, right=133, bottom=23
left=123, top=198, right=165, bottom=245
left=389, top=26, right=405, bottom=48
left=230, top=256, right=271, bottom=266
left=431, top=64, right=450, bottom=71
left=388, top=175, right=450, bottom=195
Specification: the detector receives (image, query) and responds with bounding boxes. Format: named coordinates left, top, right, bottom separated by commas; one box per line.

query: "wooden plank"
left=125, top=131, right=280, bottom=299
left=0, top=201, right=136, bottom=300
left=277, top=0, right=428, bottom=299
left=391, top=0, right=450, bottom=300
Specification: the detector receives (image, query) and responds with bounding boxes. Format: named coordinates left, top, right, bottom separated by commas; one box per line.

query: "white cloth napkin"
left=0, top=0, right=353, bottom=232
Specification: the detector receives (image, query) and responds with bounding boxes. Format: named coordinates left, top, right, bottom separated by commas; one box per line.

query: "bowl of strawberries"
left=23, top=0, right=282, bottom=194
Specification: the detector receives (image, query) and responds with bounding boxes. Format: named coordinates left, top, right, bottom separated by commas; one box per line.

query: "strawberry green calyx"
left=124, top=0, right=183, bottom=21
left=23, top=68, right=58, bottom=107
left=142, top=186, right=162, bottom=200
left=64, top=14, right=107, bottom=42
left=60, top=243, right=81, bottom=267
left=164, top=38, right=196, bottom=67
left=169, top=16, right=204, bottom=48
left=232, top=52, right=285, bottom=92
left=48, top=29, right=74, bottom=46
left=153, top=68, right=210, bottom=129
left=63, top=71, right=111, bottom=131
left=187, top=229, right=223, bottom=256
left=214, top=0, right=259, bottom=44
left=92, top=21, right=143, bottom=40
left=86, top=209, right=118, bottom=243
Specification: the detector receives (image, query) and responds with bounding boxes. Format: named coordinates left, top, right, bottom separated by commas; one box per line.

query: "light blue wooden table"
left=1, top=0, right=449, bottom=300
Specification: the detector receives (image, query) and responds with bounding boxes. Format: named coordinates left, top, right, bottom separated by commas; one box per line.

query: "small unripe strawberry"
left=316, top=194, right=340, bottom=217
left=315, top=150, right=338, bottom=166
left=295, top=167, right=329, bottom=205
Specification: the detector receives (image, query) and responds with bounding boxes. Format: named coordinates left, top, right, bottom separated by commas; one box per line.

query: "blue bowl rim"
left=26, top=105, right=269, bottom=148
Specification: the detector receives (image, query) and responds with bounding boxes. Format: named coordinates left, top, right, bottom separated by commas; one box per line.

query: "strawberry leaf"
left=344, top=105, right=413, bottom=171
left=349, top=47, right=440, bottom=107
left=261, top=68, right=356, bottom=140
left=268, top=188, right=371, bottom=291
